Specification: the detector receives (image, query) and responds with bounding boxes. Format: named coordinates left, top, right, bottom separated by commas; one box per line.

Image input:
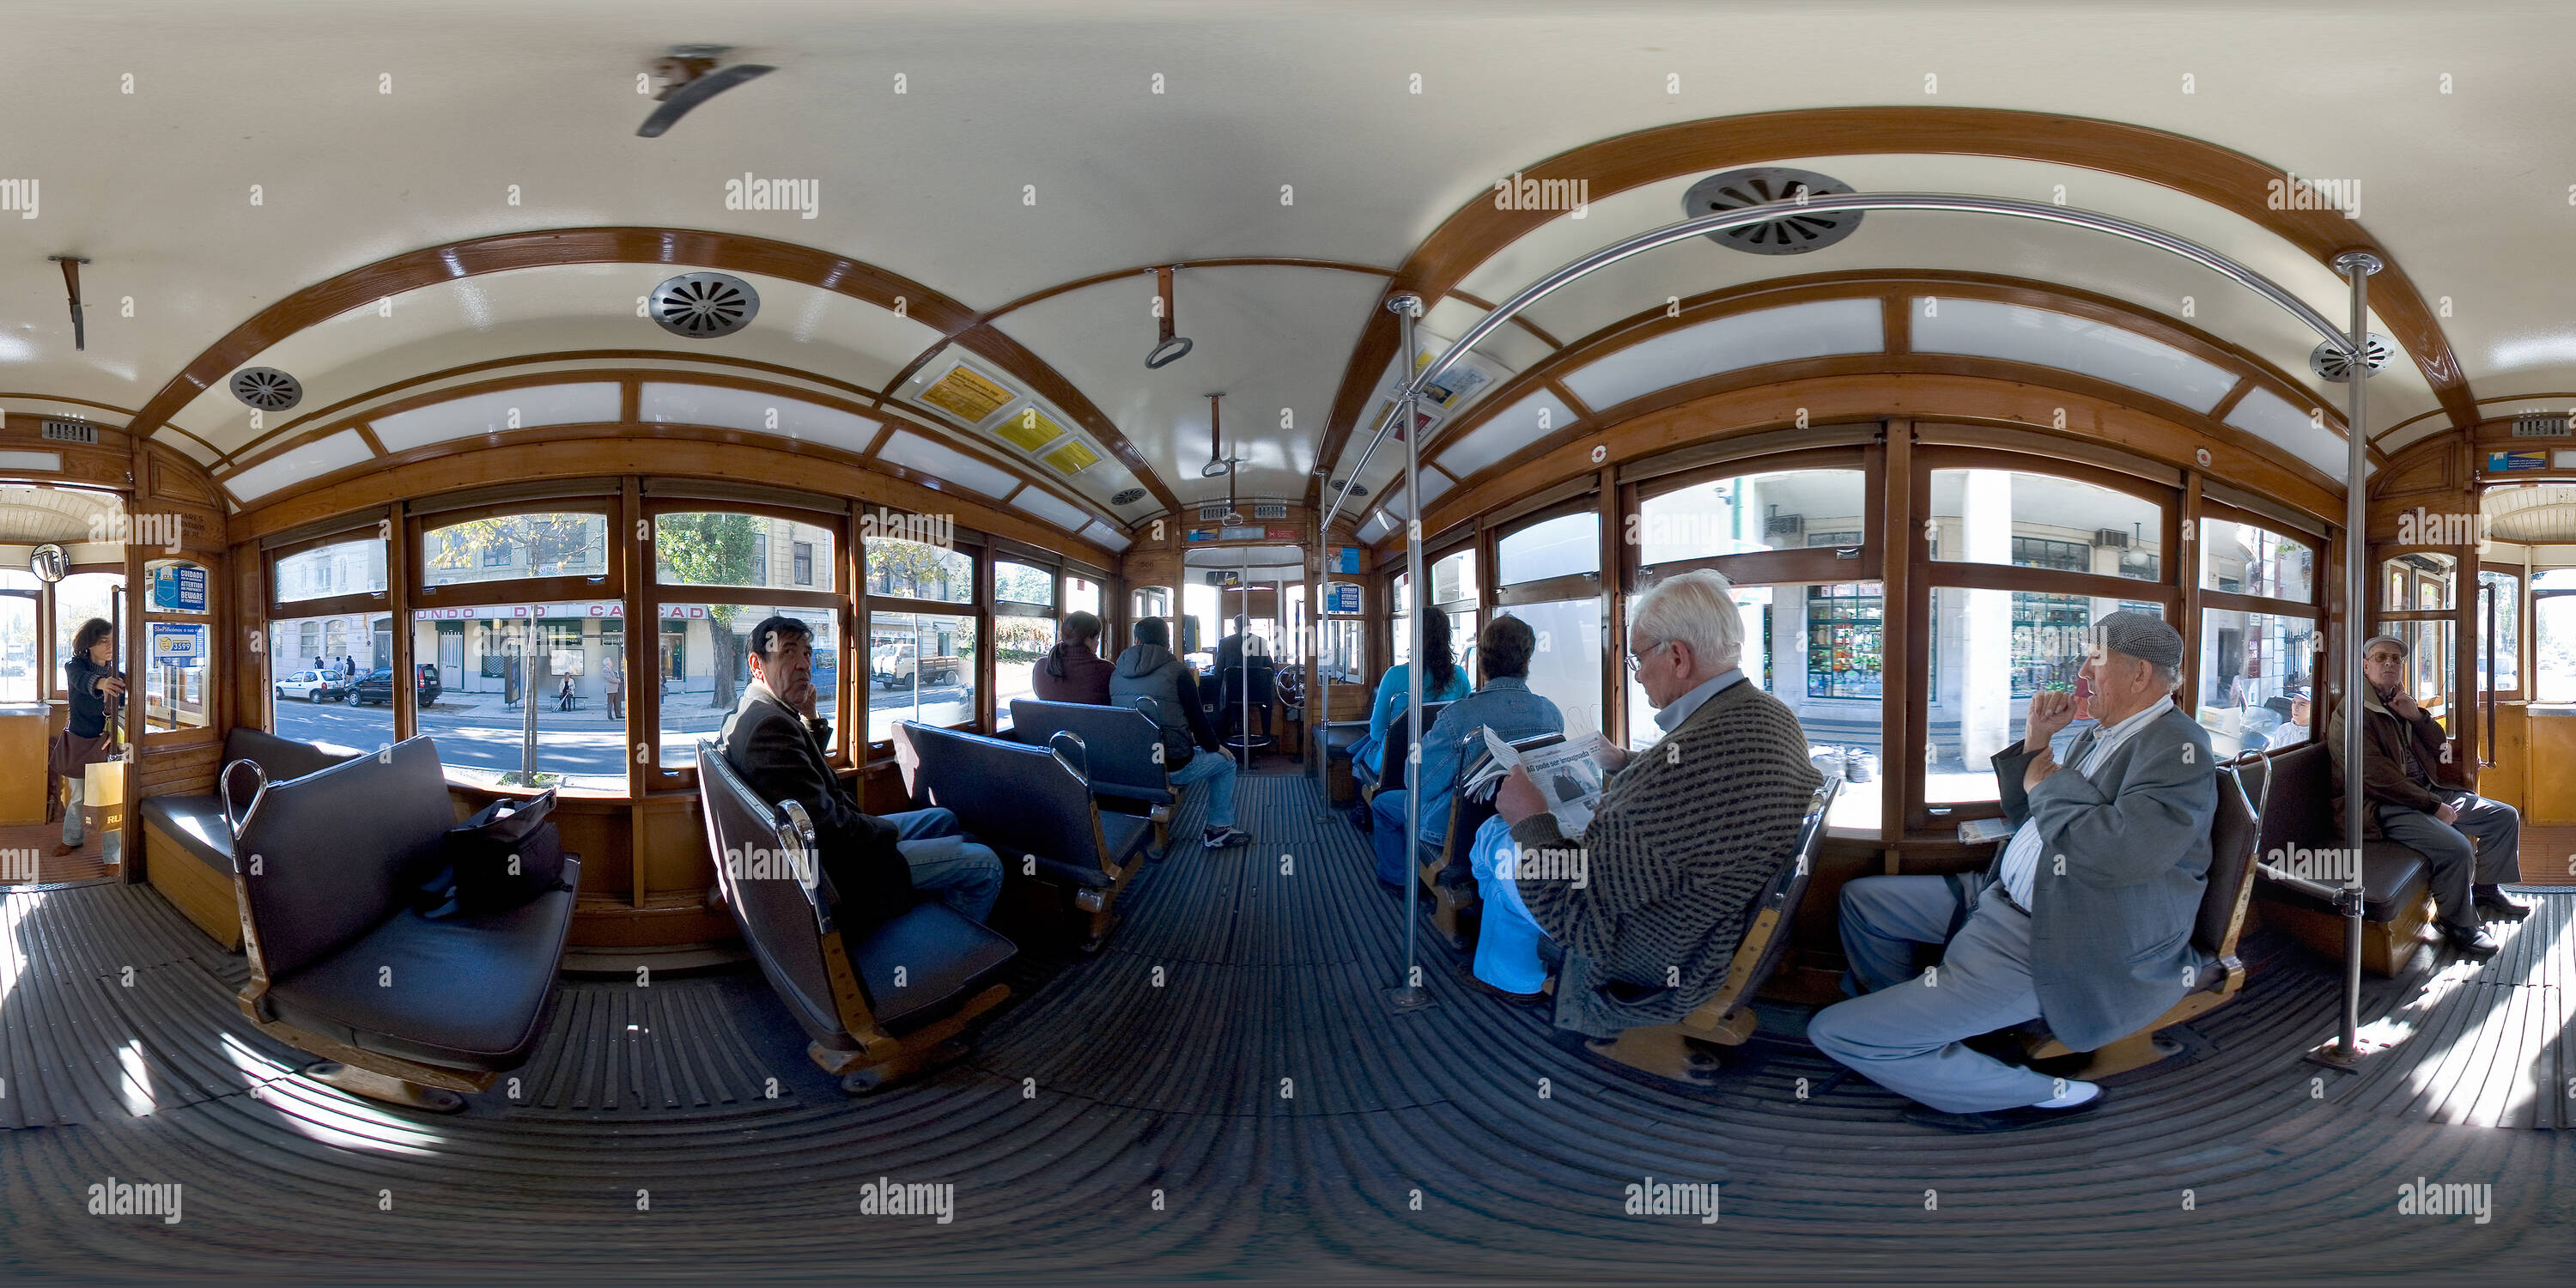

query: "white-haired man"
left=1473, top=569, right=1823, bottom=1040
left=1809, top=611, right=2215, bottom=1130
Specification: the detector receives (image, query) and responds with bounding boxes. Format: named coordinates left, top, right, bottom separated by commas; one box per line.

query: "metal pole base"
left=2302, top=1033, right=2391, bottom=1074
left=1382, top=985, right=1437, bottom=1013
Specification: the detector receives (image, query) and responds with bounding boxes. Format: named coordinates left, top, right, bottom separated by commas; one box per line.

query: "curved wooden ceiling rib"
left=1307, top=106, right=2478, bottom=510
left=118, top=226, right=1183, bottom=516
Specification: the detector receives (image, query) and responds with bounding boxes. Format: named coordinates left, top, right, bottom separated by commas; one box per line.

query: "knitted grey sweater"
left=1508, top=679, right=1821, bottom=1037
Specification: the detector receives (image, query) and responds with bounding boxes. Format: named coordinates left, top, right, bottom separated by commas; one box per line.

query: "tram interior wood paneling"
left=3, top=2, right=2574, bottom=1282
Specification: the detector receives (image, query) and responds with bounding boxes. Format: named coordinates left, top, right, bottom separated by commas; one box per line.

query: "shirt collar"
left=1653, top=667, right=1747, bottom=732
left=1478, top=676, right=1530, bottom=693
left=2081, top=695, right=2172, bottom=760
left=744, top=677, right=783, bottom=712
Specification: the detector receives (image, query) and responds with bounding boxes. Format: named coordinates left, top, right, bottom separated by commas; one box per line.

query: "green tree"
left=656, top=513, right=760, bottom=708
left=427, top=513, right=601, bottom=579
left=866, top=538, right=963, bottom=599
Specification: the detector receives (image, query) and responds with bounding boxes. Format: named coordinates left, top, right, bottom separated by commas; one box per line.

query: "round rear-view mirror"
left=30, top=543, right=68, bottom=583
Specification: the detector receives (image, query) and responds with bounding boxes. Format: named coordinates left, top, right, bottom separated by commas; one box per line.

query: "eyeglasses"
left=1625, top=639, right=1672, bottom=677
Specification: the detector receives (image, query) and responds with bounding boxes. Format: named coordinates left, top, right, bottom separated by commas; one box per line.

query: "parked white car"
left=274, top=668, right=346, bottom=702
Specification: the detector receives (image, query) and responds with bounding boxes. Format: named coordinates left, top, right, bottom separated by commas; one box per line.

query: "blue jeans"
left=1167, top=749, right=1237, bottom=829
left=884, top=807, right=1004, bottom=924
left=1469, top=816, right=1553, bottom=994
left=1371, top=789, right=1418, bottom=885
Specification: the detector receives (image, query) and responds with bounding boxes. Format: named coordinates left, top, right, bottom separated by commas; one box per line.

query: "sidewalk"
left=418, top=689, right=845, bottom=736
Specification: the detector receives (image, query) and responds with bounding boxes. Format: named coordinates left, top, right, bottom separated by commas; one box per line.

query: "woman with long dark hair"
left=51, top=617, right=125, bottom=855
left=1351, top=610, right=1472, bottom=786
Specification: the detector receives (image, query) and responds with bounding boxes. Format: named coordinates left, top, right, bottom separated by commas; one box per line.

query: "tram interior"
left=2, top=1, right=2573, bottom=1281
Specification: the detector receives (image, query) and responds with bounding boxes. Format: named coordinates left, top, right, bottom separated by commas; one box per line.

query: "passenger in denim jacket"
left=1370, top=616, right=1562, bottom=886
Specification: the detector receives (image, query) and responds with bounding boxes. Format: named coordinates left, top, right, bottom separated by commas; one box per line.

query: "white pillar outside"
left=1960, top=470, right=2014, bottom=770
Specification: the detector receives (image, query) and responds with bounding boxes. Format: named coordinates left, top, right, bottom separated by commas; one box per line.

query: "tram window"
left=2479, top=570, right=2518, bottom=692
left=2388, top=619, right=2454, bottom=728
left=995, top=560, right=1054, bottom=606
left=2379, top=552, right=2455, bottom=611
left=1497, top=511, right=1600, bottom=584
left=2195, top=610, right=2318, bottom=757
left=0, top=569, right=35, bottom=704
left=422, top=512, right=609, bottom=588
left=658, top=603, right=835, bottom=775
left=1503, top=597, right=1602, bottom=738
left=2533, top=588, right=2576, bottom=702
left=994, top=613, right=1058, bottom=727
left=1625, top=580, right=1885, bottom=832
left=1926, top=590, right=2160, bottom=805
left=864, top=534, right=972, bottom=604
left=273, top=537, right=388, bottom=605
left=51, top=572, right=125, bottom=694
left=142, top=559, right=213, bottom=734
left=1929, top=470, right=2163, bottom=582
left=2198, top=518, right=2313, bottom=601
left=1182, top=583, right=1218, bottom=665
left=1321, top=618, right=1364, bottom=682
left=271, top=611, right=393, bottom=751
left=1066, top=575, right=1103, bottom=618
left=657, top=512, right=836, bottom=591
left=867, top=610, right=976, bottom=744
left=1635, top=470, right=1868, bottom=567
left=1431, top=549, right=1475, bottom=605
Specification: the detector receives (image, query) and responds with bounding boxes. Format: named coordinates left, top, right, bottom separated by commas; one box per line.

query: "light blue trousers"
left=1468, top=816, right=1552, bottom=994
left=1167, top=749, right=1237, bottom=829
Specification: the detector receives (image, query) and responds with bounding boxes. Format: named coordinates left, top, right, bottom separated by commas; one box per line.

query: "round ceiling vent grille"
left=1681, top=167, right=1862, bottom=256
left=2309, top=332, right=2394, bottom=382
left=649, top=272, right=760, bottom=338
left=230, top=367, right=303, bottom=411
left=1109, top=487, right=1149, bottom=507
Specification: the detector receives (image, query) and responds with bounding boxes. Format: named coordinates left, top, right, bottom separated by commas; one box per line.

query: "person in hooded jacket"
left=1032, top=611, right=1115, bottom=706
left=1109, top=617, right=1253, bottom=849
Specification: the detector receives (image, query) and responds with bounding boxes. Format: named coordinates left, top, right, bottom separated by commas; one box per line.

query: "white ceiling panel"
left=1559, top=299, right=1885, bottom=414
left=222, top=428, right=374, bottom=504
left=374, top=382, right=621, bottom=452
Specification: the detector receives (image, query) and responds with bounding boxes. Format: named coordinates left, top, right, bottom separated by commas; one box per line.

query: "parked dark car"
left=349, top=665, right=443, bottom=708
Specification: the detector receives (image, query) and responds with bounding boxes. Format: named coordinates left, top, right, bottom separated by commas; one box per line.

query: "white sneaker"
left=2032, top=1079, right=2100, bottom=1110
left=1201, top=827, right=1252, bottom=849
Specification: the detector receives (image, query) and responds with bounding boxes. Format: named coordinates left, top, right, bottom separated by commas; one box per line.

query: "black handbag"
left=416, top=788, right=570, bottom=915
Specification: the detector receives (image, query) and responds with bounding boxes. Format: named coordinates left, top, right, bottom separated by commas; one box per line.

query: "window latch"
left=1836, top=546, right=1862, bottom=559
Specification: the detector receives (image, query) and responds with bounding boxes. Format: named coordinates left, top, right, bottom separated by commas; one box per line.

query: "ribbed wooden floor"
left=2, top=769, right=2570, bottom=1283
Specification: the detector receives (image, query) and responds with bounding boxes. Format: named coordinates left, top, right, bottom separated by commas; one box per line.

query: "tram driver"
left=1478, top=570, right=1824, bottom=1040
left=1808, top=611, right=2212, bottom=1128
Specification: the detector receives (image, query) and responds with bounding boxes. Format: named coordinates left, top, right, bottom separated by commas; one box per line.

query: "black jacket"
left=718, top=686, right=915, bottom=927
left=64, top=655, right=120, bottom=739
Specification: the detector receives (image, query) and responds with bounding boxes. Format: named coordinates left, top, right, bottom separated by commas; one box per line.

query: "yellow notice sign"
left=997, top=406, right=1065, bottom=452
left=920, top=364, right=1016, bottom=423
left=1042, top=440, right=1102, bottom=474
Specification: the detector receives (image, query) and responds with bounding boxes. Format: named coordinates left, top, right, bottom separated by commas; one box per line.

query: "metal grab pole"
left=1387, top=292, right=1433, bottom=1012
left=1318, top=193, right=2365, bottom=540
left=2322, top=251, right=2382, bottom=1069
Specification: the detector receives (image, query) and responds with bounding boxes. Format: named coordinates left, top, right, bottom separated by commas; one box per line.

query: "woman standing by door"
left=52, top=617, right=124, bottom=855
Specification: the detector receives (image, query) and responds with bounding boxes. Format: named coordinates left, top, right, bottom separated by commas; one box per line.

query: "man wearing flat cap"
left=2327, top=634, right=2524, bottom=958
left=1810, top=611, right=2215, bottom=1128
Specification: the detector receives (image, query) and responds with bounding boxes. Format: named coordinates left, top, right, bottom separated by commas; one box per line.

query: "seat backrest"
left=233, top=736, right=456, bottom=982
left=1008, top=698, right=1168, bottom=795
left=895, top=721, right=1106, bottom=877
left=1438, top=731, right=1567, bottom=868
left=225, top=726, right=361, bottom=785
left=1693, top=775, right=1840, bottom=1022
left=1380, top=700, right=1453, bottom=780
left=696, top=741, right=862, bottom=1048
left=2198, top=758, right=2265, bottom=958
left=2257, top=742, right=2335, bottom=854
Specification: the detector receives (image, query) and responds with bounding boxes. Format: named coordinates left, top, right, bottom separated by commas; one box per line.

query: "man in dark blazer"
left=719, top=616, right=1003, bottom=927
left=1809, top=611, right=2215, bottom=1128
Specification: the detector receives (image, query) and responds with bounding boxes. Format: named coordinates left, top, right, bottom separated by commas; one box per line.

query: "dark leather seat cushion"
left=1099, top=812, right=1154, bottom=866
left=2256, top=840, right=2429, bottom=922
left=142, top=793, right=233, bottom=872
left=1091, top=781, right=1176, bottom=806
left=843, top=900, right=1018, bottom=1036
left=264, top=869, right=580, bottom=1073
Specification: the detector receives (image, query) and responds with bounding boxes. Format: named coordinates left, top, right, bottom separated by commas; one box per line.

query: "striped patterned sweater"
left=1508, top=679, right=1823, bottom=1037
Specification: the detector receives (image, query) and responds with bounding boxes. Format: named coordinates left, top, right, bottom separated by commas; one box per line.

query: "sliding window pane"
left=412, top=603, right=629, bottom=793
left=0, top=573, right=35, bottom=704
left=995, top=560, right=1054, bottom=606
left=274, top=537, right=388, bottom=605
left=2198, top=518, right=2313, bottom=601
left=52, top=572, right=125, bottom=690
left=422, top=512, right=609, bottom=588
left=865, top=535, right=971, bottom=604
left=2380, top=552, right=2456, bottom=611
left=1928, top=589, right=2160, bottom=805
left=659, top=603, right=835, bottom=774
left=2480, top=571, right=2518, bottom=691
left=2537, top=596, right=2576, bottom=702
left=1497, top=512, right=1599, bottom=585
left=1503, top=597, right=1601, bottom=738
left=270, top=612, right=392, bottom=752
left=658, top=513, right=836, bottom=591
left=868, top=610, right=976, bottom=744
left=995, top=613, right=1056, bottom=729
left=2196, top=609, right=2318, bottom=757
left=1636, top=470, right=1868, bottom=567
left=1066, top=575, right=1103, bottom=617
left=2393, top=619, right=2455, bottom=731
left=1930, top=469, right=2163, bottom=582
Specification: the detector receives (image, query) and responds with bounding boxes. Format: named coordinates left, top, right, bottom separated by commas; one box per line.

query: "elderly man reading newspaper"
left=1467, top=570, right=1822, bottom=1039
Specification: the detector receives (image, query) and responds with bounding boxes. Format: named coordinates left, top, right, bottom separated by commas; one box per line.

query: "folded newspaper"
left=1461, top=726, right=1612, bottom=835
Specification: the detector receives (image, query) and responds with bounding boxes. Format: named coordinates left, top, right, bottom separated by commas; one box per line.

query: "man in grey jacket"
left=1809, top=611, right=2215, bottom=1128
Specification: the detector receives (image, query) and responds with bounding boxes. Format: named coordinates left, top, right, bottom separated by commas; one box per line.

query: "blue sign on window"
left=1327, top=582, right=1364, bottom=615
left=151, top=565, right=208, bottom=612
